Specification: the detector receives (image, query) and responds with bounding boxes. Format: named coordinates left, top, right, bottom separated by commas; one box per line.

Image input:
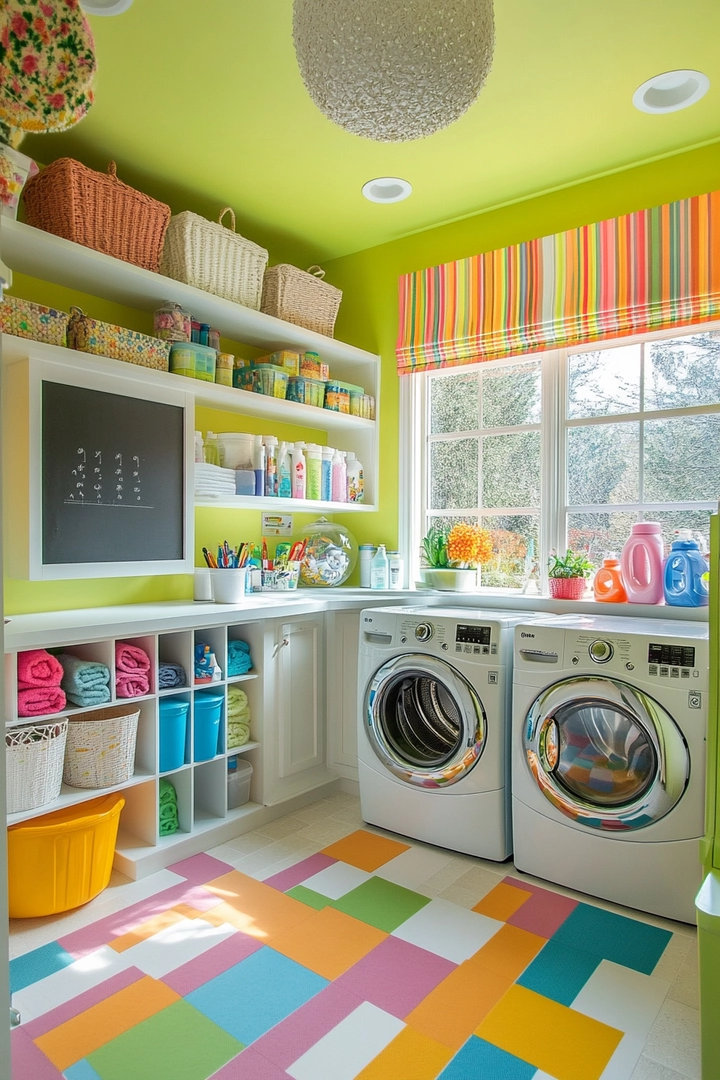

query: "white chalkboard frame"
left=6, top=354, right=195, bottom=580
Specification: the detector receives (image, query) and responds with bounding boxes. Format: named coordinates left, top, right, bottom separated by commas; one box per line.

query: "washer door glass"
left=525, top=676, right=689, bottom=829
left=366, top=654, right=486, bottom=788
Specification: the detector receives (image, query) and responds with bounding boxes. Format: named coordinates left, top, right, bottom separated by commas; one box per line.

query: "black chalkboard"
left=42, top=381, right=185, bottom=565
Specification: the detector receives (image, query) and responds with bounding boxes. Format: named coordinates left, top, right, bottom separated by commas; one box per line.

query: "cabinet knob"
left=272, top=637, right=290, bottom=658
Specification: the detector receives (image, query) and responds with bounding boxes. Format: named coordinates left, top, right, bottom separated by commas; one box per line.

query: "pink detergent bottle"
left=620, top=523, right=665, bottom=604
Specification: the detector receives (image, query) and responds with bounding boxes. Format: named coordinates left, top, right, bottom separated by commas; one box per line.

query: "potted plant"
left=547, top=549, right=595, bottom=599
left=420, top=523, right=493, bottom=591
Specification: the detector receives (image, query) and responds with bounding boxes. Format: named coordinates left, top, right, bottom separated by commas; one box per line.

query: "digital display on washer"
left=648, top=643, right=695, bottom=668
left=456, top=625, right=491, bottom=645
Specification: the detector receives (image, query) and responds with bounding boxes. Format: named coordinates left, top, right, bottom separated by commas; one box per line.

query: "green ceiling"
left=22, top=0, right=720, bottom=265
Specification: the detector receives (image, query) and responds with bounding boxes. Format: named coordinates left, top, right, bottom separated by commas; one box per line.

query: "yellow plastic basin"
left=8, top=792, right=125, bottom=918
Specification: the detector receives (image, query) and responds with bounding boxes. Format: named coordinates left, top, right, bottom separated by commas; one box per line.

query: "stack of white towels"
left=195, top=463, right=237, bottom=498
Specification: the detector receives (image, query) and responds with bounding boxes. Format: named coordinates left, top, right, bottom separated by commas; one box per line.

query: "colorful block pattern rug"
left=10, top=829, right=676, bottom=1080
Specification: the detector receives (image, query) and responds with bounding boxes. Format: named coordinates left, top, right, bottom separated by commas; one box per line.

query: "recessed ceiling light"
left=362, top=178, right=412, bottom=204
left=633, top=69, right=710, bottom=114
left=80, top=0, right=134, bottom=14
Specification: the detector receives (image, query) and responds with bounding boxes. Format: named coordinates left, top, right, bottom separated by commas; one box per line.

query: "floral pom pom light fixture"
left=292, top=0, right=495, bottom=143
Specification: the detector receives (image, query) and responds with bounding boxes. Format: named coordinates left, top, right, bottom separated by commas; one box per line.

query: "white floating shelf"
left=196, top=495, right=376, bottom=513
left=2, top=218, right=379, bottom=373
left=6, top=769, right=156, bottom=827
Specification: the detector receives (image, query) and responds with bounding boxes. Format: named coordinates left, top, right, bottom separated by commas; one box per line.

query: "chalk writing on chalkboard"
left=65, top=447, right=152, bottom=507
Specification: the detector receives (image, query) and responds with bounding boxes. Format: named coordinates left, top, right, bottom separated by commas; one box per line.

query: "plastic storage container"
left=7, top=792, right=125, bottom=918
left=194, top=691, right=223, bottom=761
left=215, top=352, right=234, bottom=387
left=169, top=341, right=217, bottom=382
left=324, top=382, right=350, bottom=413
left=217, top=432, right=254, bottom=470
left=593, top=555, right=628, bottom=603
left=227, top=757, right=253, bottom=808
left=300, top=352, right=330, bottom=381
left=159, top=699, right=189, bottom=772
left=287, top=376, right=326, bottom=407
left=621, top=522, right=665, bottom=604
left=233, top=364, right=288, bottom=398
left=663, top=538, right=709, bottom=607
left=153, top=301, right=191, bottom=342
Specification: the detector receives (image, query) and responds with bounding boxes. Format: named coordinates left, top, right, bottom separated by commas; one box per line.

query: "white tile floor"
left=9, top=792, right=702, bottom=1080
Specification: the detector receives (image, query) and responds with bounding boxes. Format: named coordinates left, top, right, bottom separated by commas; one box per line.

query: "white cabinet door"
left=264, top=615, right=334, bottom=805
left=326, top=610, right=361, bottom=780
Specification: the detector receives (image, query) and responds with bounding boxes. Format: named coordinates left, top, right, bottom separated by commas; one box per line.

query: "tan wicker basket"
left=6, top=720, right=68, bottom=814
left=63, top=704, right=139, bottom=789
left=23, top=158, right=171, bottom=273
left=67, top=307, right=170, bottom=371
left=160, top=207, right=268, bottom=309
left=260, top=264, right=342, bottom=337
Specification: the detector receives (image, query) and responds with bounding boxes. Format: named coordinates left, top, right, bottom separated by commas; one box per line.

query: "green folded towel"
left=159, top=778, right=179, bottom=836
left=228, top=721, right=251, bottom=748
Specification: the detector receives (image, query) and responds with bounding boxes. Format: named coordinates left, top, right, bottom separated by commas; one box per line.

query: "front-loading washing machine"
left=512, top=614, right=708, bottom=923
left=358, top=606, right=531, bottom=861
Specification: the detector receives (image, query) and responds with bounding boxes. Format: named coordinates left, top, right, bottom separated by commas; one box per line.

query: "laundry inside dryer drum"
left=378, top=671, right=463, bottom=768
left=550, top=699, right=657, bottom=807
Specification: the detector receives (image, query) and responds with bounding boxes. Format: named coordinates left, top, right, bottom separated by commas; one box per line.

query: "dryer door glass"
left=525, top=676, right=690, bottom=829
left=551, top=699, right=656, bottom=807
left=365, top=654, right=486, bottom=788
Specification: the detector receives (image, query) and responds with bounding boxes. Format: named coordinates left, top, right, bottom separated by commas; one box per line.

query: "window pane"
left=646, top=332, right=720, bottom=411
left=430, top=372, right=479, bottom=434
left=481, top=515, right=540, bottom=590
left=567, top=423, right=639, bottom=505
left=482, top=432, right=540, bottom=508
left=647, top=509, right=712, bottom=557
left=482, top=361, right=541, bottom=427
left=567, top=511, right=639, bottom=564
left=429, top=438, right=478, bottom=510
left=644, top=415, right=720, bottom=502
left=567, top=346, right=641, bottom=419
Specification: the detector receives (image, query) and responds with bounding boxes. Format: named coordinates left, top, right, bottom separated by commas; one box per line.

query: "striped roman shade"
left=396, top=190, right=720, bottom=374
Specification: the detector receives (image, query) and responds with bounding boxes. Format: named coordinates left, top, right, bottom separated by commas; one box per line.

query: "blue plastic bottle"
left=663, top=533, right=709, bottom=607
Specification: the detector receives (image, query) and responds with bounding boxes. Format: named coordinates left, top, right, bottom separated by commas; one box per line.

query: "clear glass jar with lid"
left=294, top=517, right=358, bottom=587
left=153, top=301, right=192, bottom=342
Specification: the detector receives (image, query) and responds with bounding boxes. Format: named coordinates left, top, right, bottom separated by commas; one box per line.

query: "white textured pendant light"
left=292, top=0, right=495, bottom=143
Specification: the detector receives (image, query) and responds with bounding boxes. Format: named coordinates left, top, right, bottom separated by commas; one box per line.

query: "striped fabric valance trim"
left=397, top=190, right=720, bottom=374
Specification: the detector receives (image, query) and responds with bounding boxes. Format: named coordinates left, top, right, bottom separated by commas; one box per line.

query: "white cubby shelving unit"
left=1, top=218, right=381, bottom=511
left=4, top=617, right=272, bottom=877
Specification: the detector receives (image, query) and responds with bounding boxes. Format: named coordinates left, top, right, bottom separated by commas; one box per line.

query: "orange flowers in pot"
left=445, top=523, right=493, bottom=568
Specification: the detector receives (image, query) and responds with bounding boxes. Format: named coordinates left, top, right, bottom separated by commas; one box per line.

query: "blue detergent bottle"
left=663, top=531, right=709, bottom=607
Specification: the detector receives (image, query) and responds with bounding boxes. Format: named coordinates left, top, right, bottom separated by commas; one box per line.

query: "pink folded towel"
left=17, top=686, right=66, bottom=717
left=115, top=643, right=151, bottom=674
left=17, top=649, right=64, bottom=689
left=116, top=672, right=150, bottom=698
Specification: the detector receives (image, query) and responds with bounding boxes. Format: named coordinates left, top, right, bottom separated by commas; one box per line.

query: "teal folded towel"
left=228, top=639, right=253, bottom=676
left=56, top=653, right=111, bottom=707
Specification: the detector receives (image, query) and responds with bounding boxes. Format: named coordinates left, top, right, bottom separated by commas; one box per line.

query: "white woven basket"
left=63, top=704, right=139, bottom=789
left=260, top=264, right=342, bottom=337
left=6, top=720, right=68, bottom=814
left=159, top=207, right=269, bottom=309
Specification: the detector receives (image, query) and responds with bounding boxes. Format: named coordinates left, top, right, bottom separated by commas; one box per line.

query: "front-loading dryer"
left=512, top=614, right=708, bottom=923
left=358, top=606, right=531, bottom=861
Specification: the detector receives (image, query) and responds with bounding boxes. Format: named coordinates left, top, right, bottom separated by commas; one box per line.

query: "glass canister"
left=153, top=301, right=191, bottom=342
left=294, top=517, right=358, bottom=587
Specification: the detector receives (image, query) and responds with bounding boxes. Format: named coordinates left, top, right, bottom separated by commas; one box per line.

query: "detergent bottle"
left=593, top=554, right=627, bottom=603
left=663, top=530, right=709, bottom=607
left=620, top=522, right=665, bottom=604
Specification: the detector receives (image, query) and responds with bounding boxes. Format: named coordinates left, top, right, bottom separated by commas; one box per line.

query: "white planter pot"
left=420, top=568, right=479, bottom=592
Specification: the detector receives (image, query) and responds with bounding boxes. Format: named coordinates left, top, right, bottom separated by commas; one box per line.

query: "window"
left=405, top=324, right=720, bottom=591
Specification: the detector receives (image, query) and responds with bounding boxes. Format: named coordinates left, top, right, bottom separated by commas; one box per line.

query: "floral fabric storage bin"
left=67, top=307, right=171, bottom=371
left=0, top=296, right=68, bottom=346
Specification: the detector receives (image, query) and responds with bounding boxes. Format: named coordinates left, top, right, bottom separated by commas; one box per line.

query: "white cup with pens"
left=202, top=541, right=250, bottom=605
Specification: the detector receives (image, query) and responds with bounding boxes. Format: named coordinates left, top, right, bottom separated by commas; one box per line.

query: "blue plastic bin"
left=159, top=699, right=189, bottom=772
left=194, top=692, right=223, bottom=762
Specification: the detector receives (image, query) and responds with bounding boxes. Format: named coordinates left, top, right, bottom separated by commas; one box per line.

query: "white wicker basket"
left=260, top=264, right=342, bottom=337
left=6, top=720, right=68, bottom=814
left=63, top=704, right=139, bottom=789
left=159, top=207, right=268, bottom=309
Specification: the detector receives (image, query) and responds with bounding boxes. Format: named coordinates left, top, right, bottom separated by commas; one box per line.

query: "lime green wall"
left=5, top=141, right=719, bottom=612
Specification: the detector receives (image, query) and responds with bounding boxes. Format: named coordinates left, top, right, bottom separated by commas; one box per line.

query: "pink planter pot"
left=548, top=577, right=588, bottom=600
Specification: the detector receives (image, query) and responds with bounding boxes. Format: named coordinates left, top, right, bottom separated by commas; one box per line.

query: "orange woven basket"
left=23, top=158, right=171, bottom=273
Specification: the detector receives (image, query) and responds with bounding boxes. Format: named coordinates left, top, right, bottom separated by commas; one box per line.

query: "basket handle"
left=306, top=266, right=326, bottom=279
left=218, top=207, right=236, bottom=232
left=107, top=161, right=119, bottom=180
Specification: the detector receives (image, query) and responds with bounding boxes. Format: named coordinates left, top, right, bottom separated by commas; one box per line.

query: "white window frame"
left=400, top=319, right=720, bottom=592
